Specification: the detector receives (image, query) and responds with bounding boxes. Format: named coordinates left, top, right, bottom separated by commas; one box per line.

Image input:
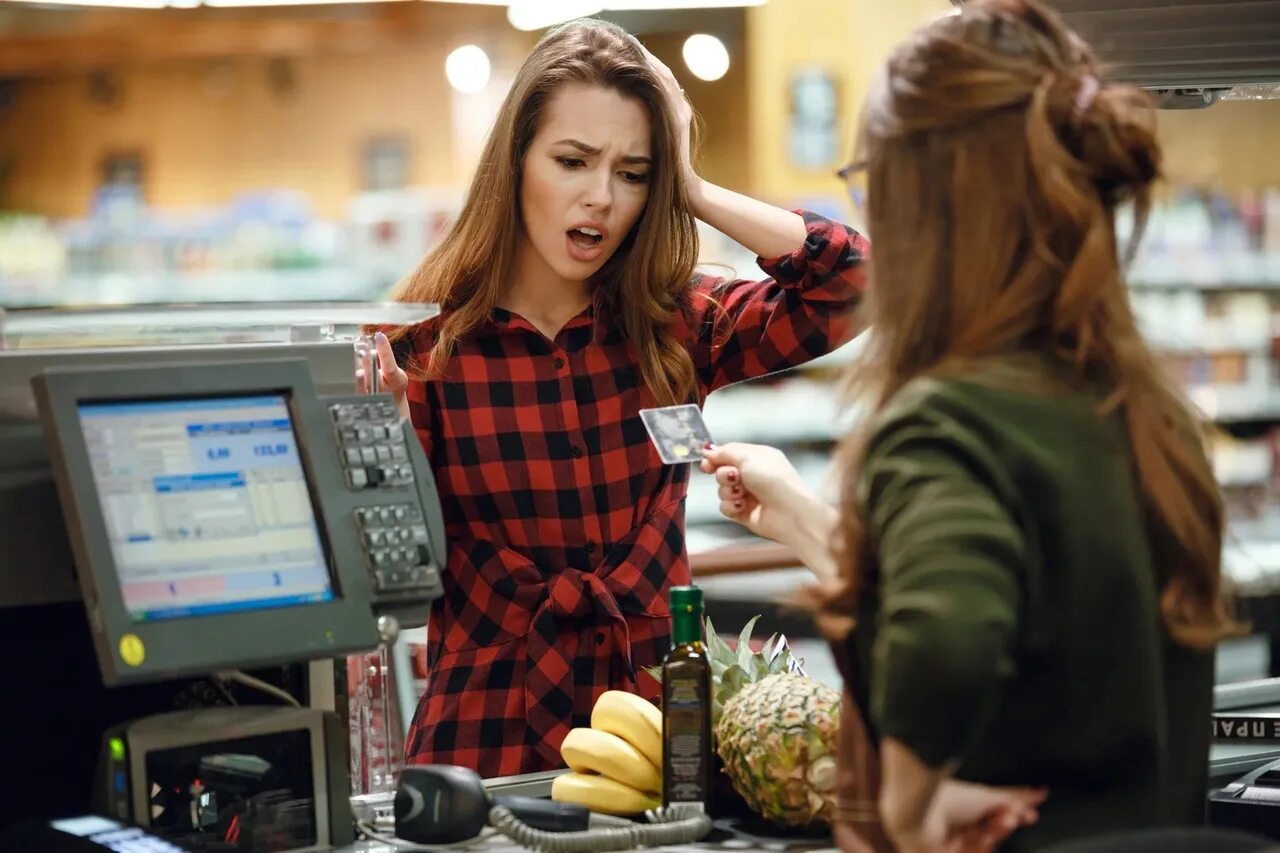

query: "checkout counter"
left=0, top=304, right=450, bottom=850
left=4, top=303, right=1280, bottom=852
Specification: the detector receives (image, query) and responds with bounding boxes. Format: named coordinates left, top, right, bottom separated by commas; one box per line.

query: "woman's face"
left=519, top=82, right=653, bottom=286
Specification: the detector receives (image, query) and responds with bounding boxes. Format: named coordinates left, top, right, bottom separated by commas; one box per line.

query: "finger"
left=699, top=458, right=715, bottom=475
left=717, top=483, right=744, bottom=503
left=713, top=466, right=739, bottom=488
left=374, top=332, right=408, bottom=391
left=702, top=442, right=753, bottom=468
left=355, top=367, right=368, bottom=394
left=719, top=498, right=748, bottom=520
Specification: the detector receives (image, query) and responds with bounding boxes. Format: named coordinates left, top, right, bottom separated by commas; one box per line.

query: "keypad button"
left=390, top=443, right=408, bottom=461
left=398, top=528, right=413, bottom=543
left=367, top=467, right=386, bottom=486
left=360, top=446, right=378, bottom=466
left=364, top=530, right=385, bottom=547
left=346, top=468, right=368, bottom=489
left=393, top=505, right=408, bottom=522
left=356, top=427, right=373, bottom=443
left=388, top=425, right=406, bottom=444
left=378, top=507, right=393, bottom=525
left=340, top=427, right=359, bottom=444
left=344, top=447, right=362, bottom=466
left=375, top=445, right=392, bottom=463
left=406, top=503, right=423, bottom=522
left=372, top=549, right=392, bottom=567
left=416, top=544, right=433, bottom=564
left=410, top=524, right=430, bottom=544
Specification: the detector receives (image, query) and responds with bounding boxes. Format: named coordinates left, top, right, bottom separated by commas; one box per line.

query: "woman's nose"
left=581, top=170, right=613, bottom=211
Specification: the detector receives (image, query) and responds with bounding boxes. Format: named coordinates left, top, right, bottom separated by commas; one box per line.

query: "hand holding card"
left=639, top=404, right=716, bottom=465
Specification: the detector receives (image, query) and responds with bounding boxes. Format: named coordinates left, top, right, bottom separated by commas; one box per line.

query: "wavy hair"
left=807, top=0, right=1236, bottom=650
left=385, top=19, right=700, bottom=407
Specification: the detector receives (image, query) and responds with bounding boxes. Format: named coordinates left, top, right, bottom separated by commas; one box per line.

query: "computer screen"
left=76, top=394, right=334, bottom=621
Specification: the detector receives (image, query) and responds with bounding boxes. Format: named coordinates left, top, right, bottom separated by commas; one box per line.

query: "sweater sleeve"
left=861, top=390, right=1024, bottom=768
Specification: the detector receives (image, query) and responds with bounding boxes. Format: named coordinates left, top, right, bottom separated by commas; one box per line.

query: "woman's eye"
left=621, top=171, right=650, bottom=184
left=555, top=157, right=586, bottom=169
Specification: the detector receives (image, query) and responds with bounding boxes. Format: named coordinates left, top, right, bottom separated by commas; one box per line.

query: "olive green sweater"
left=841, top=358, right=1215, bottom=850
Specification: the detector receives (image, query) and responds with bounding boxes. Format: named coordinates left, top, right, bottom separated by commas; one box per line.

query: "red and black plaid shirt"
left=401, top=210, right=868, bottom=777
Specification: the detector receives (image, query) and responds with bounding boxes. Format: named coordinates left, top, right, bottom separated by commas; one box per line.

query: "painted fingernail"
left=731, top=485, right=742, bottom=495
left=727, top=471, right=738, bottom=483
left=734, top=501, right=744, bottom=509
left=704, top=441, right=716, bottom=450
left=375, top=331, right=388, bottom=344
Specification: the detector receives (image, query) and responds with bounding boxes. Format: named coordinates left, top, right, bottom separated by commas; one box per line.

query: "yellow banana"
left=551, top=772, right=660, bottom=816
left=591, top=690, right=663, bottom=769
left=560, top=728, right=661, bottom=794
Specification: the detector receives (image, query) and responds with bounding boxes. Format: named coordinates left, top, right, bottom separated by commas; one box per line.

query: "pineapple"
left=646, top=616, right=841, bottom=826
left=715, top=672, right=841, bottom=826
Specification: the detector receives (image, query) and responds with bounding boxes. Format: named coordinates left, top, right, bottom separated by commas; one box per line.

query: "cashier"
left=367, top=19, right=867, bottom=777
left=699, top=1, right=1239, bottom=851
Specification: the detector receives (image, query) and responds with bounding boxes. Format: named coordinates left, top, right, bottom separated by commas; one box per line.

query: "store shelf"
left=1128, top=254, right=1280, bottom=290
left=1, top=268, right=385, bottom=308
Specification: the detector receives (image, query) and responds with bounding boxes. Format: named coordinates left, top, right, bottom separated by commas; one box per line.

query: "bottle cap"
left=669, top=585, right=703, bottom=615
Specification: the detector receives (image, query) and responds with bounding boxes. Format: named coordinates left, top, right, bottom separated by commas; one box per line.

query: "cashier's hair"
left=807, top=0, right=1241, bottom=649
left=385, top=19, right=700, bottom=407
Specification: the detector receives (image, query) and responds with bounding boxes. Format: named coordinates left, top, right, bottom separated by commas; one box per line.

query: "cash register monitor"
left=32, top=358, right=445, bottom=687
left=78, top=393, right=335, bottom=622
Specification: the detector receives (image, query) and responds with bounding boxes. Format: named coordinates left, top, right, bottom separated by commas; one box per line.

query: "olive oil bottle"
left=661, top=585, right=712, bottom=811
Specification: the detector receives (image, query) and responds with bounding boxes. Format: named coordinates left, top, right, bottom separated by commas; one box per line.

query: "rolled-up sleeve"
left=862, top=399, right=1024, bottom=768
left=689, top=210, right=868, bottom=392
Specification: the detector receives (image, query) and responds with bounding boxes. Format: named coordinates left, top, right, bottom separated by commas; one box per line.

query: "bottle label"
left=663, top=673, right=710, bottom=807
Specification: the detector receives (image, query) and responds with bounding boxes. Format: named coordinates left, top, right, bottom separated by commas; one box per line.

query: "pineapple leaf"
left=719, top=663, right=749, bottom=700
left=735, top=615, right=762, bottom=672
left=704, top=617, right=739, bottom=671
left=761, top=632, right=778, bottom=663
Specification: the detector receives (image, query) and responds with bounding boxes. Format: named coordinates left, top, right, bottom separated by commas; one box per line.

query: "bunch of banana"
left=550, top=690, right=664, bottom=816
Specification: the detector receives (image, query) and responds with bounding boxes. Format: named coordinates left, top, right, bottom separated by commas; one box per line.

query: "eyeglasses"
left=835, top=159, right=867, bottom=181
left=836, top=159, right=868, bottom=226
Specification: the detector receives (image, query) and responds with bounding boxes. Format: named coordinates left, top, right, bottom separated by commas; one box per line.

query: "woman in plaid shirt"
left=369, top=19, right=869, bottom=777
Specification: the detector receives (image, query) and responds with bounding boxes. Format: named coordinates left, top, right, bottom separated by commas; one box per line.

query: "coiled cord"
left=488, top=804, right=712, bottom=852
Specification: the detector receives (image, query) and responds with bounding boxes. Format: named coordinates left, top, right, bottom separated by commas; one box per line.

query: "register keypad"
left=354, top=504, right=439, bottom=594
left=329, top=401, right=416, bottom=490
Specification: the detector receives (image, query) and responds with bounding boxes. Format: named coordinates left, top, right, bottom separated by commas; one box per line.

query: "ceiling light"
left=507, top=0, right=605, bottom=31
left=682, top=33, right=730, bottom=82
left=445, top=44, right=491, bottom=94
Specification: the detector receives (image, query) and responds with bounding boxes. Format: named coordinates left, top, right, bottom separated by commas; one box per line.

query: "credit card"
left=639, top=404, right=715, bottom=465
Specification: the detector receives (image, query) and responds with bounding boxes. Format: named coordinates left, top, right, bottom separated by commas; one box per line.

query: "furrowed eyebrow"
left=554, top=139, right=602, bottom=155
left=554, top=139, right=650, bottom=165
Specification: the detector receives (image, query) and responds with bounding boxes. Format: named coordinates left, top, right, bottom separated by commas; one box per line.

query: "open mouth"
left=568, top=228, right=604, bottom=250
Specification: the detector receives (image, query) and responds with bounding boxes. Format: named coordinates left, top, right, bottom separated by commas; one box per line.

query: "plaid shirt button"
left=554, top=356, right=566, bottom=369
left=571, top=446, right=584, bottom=459
left=586, top=540, right=597, bottom=554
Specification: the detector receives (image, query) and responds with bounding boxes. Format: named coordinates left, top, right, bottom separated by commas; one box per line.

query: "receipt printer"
left=1209, top=756, right=1280, bottom=841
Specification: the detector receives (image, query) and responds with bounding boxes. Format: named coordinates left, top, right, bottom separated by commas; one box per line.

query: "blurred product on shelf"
left=0, top=185, right=778, bottom=307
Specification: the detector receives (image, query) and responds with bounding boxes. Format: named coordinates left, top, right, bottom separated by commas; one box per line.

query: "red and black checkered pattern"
left=401, top=210, right=868, bottom=777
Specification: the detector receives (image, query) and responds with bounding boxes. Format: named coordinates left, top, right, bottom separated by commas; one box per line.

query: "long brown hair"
left=385, top=19, right=700, bottom=407
left=810, top=0, right=1236, bottom=649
